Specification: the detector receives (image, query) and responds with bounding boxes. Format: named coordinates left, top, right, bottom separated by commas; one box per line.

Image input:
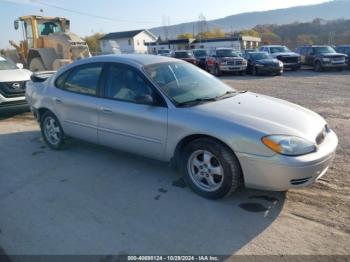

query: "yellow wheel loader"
left=10, top=15, right=91, bottom=72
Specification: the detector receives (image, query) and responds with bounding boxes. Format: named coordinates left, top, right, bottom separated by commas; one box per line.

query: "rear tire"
left=181, top=138, right=242, bottom=199
left=29, top=57, right=46, bottom=72
left=40, top=111, right=65, bottom=150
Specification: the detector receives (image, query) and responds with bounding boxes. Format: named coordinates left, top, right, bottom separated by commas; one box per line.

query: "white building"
left=145, top=35, right=261, bottom=54
left=192, top=36, right=261, bottom=51
left=100, top=29, right=157, bottom=54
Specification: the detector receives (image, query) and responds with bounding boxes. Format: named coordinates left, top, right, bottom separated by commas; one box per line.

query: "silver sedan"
left=25, top=55, right=338, bottom=199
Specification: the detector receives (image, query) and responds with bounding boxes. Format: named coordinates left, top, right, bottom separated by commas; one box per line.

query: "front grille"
left=277, top=56, right=298, bottom=64
left=227, top=60, right=243, bottom=66
left=290, top=177, right=312, bottom=186
left=0, top=81, right=26, bottom=98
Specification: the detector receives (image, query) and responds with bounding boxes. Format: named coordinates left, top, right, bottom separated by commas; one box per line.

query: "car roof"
left=76, top=54, right=179, bottom=67
left=55, top=54, right=183, bottom=76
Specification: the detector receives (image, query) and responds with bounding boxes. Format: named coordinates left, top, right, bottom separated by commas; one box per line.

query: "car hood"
left=271, top=52, right=300, bottom=57
left=0, top=69, right=32, bottom=82
left=192, top=92, right=326, bottom=143
left=321, top=53, right=347, bottom=58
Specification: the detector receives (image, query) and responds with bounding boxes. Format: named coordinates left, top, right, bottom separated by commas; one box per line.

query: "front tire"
left=181, top=138, right=242, bottom=199
left=40, top=111, right=65, bottom=150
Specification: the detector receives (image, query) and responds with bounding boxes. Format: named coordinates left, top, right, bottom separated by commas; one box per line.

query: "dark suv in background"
left=335, top=45, right=350, bottom=67
left=296, top=45, right=347, bottom=71
left=192, top=49, right=208, bottom=69
left=206, top=48, right=247, bottom=76
left=259, top=45, right=301, bottom=70
left=173, top=50, right=199, bottom=66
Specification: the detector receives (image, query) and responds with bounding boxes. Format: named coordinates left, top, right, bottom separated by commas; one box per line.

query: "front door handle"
left=53, top=97, right=62, bottom=104
left=100, top=107, right=113, bottom=114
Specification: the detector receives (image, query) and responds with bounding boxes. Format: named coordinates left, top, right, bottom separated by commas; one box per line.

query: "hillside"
left=149, top=0, right=350, bottom=38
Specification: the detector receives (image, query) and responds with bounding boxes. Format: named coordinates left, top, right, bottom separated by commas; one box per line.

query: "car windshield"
left=193, top=50, right=208, bottom=57
left=270, top=46, right=290, bottom=53
left=175, top=52, right=194, bottom=58
left=144, top=62, right=236, bottom=106
left=217, top=49, right=239, bottom=57
left=314, top=46, right=336, bottom=54
left=0, top=56, right=17, bottom=70
left=251, top=52, right=270, bottom=60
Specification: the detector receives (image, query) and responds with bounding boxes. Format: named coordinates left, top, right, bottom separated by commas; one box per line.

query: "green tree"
left=83, top=33, right=105, bottom=54
left=177, top=33, right=194, bottom=39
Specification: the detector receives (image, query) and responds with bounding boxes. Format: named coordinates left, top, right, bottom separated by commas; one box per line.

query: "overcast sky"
left=0, top=0, right=329, bottom=48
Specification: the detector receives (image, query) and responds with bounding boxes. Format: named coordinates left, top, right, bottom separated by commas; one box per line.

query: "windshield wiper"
left=177, top=97, right=218, bottom=107
left=215, top=90, right=237, bottom=100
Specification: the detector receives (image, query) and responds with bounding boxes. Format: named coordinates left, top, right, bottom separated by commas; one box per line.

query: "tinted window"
left=270, top=46, right=290, bottom=53
left=63, top=64, right=102, bottom=95
left=104, top=64, right=153, bottom=103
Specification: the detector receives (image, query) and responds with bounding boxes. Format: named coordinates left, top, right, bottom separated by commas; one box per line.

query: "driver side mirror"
left=14, top=20, right=19, bottom=30
left=135, top=94, right=154, bottom=105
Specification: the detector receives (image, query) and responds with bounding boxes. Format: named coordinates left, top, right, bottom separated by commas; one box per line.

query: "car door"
left=305, top=47, right=314, bottom=66
left=97, top=63, right=168, bottom=160
left=52, top=63, right=103, bottom=144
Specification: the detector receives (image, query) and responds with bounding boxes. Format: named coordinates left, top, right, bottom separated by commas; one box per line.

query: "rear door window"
left=62, top=64, right=103, bottom=96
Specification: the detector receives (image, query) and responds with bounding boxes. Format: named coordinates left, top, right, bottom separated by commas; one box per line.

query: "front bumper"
left=236, top=130, right=338, bottom=191
left=0, top=93, right=28, bottom=109
left=219, top=65, right=247, bottom=72
left=257, top=66, right=283, bottom=74
left=283, top=62, right=301, bottom=69
left=321, top=61, right=347, bottom=68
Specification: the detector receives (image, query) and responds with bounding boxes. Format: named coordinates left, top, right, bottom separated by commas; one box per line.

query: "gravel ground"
left=0, top=69, right=349, bottom=258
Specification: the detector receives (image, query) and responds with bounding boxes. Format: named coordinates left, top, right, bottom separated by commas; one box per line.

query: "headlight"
left=220, top=61, right=228, bottom=65
left=279, top=61, right=283, bottom=67
left=322, top=58, right=331, bottom=62
left=262, top=135, right=316, bottom=156
left=242, top=60, right=247, bottom=65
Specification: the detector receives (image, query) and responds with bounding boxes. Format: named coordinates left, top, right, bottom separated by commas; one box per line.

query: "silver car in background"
left=25, top=55, right=338, bottom=199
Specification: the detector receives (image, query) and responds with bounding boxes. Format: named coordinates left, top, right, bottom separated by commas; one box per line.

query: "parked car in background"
left=296, top=45, right=347, bottom=72
left=259, top=45, right=301, bottom=70
left=0, top=55, right=32, bottom=110
left=25, top=54, right=338, bottom=199
left=243, top=49, right=257, bottom=56
left=245, top=51, right=283, bottom=76
left=157, top=49, right=173, bottom=57
left=192, top=49, right=208, bottom=69
left=335, top=45, right=350, bottom=67
left=206, top=48, right=247, bottom=76
left=173, top=50, right=199, bottom=66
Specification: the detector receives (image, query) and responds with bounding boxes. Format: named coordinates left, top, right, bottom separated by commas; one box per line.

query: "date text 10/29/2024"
left=127, top=256, right=220, bottom=261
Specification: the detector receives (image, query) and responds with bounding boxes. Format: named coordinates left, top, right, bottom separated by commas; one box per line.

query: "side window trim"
left=102, top=62, right=167, bottom=108
left=55, top=62, right=104, bottom=97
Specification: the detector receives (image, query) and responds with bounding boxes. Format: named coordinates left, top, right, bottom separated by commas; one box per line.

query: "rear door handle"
left=100, top=107, right=113, bottom=114
left=53, top=97, right=62, bottom=104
